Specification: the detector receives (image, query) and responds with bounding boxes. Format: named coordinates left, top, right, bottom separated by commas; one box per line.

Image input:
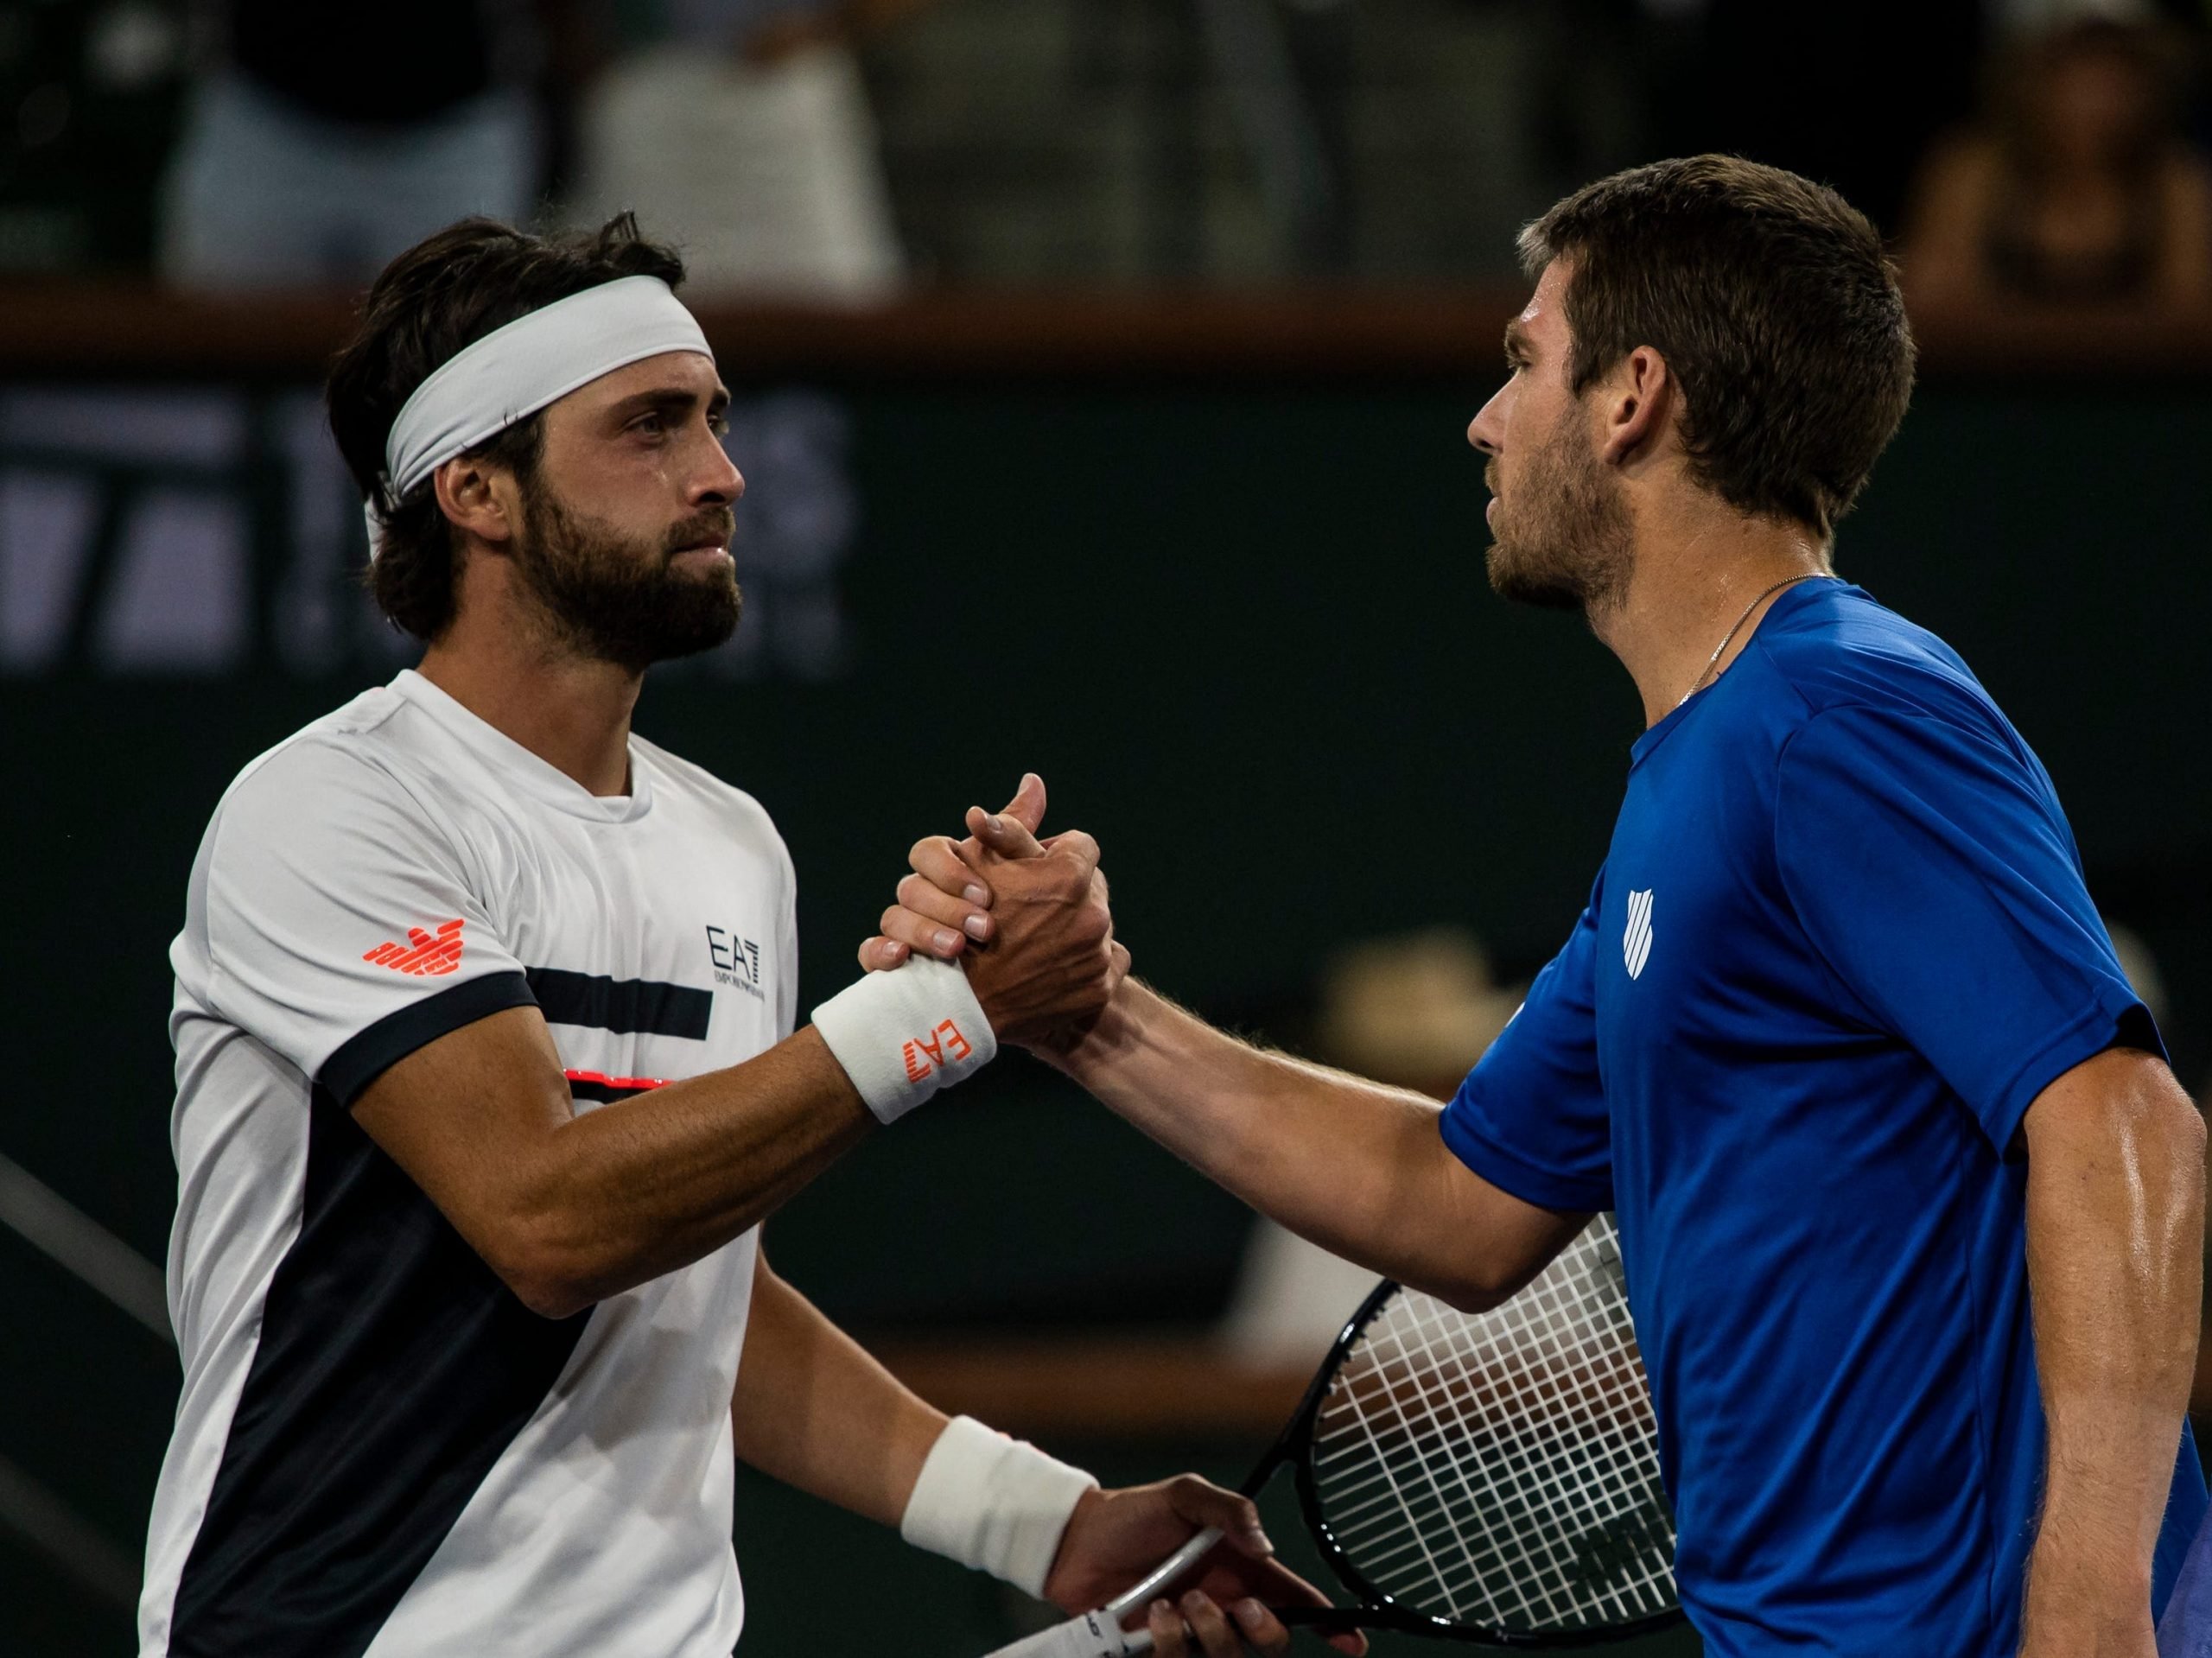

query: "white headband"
left=370, top=275, right=713, bottom=551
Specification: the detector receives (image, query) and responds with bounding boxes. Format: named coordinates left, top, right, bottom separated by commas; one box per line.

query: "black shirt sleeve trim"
left=320, top=971, right=537, bottom=1108
left=523, top=967, right=711, bottom=1039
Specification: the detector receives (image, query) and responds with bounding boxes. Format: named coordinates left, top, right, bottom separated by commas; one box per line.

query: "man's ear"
left=1597, top=346, right=1675, bottom=468
left=432, top=457, right=517, bottom=548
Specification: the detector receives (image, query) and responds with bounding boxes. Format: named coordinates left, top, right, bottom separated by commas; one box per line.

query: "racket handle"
left=1102, top=1526, right=1224, bottom=1618
left=979, top=1610, right=1143, bottom=1657
left=979, top=1525, right=1224, bottom=1657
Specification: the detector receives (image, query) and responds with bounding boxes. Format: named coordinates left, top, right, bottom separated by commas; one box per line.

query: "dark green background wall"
left=3, top=372, right=2206, bottom=1654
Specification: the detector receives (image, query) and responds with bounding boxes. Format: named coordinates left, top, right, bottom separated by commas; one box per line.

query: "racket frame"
left=1249, top=1268, right=1687, bottom=1648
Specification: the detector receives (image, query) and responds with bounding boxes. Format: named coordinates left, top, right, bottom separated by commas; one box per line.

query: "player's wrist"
left=2020, top=1525, right=2155, bottom=1654
left=1037, top=1487, right=1107, bottom=1609
left=2018, top=1604, right=2156, bottom=1658
left=811, top=956, right=996, bottom=1123
left=899, top=1415, right=1099, bottom=1596
left=2024, top=1548, right=2155, bottom=1610
left=1033, top=975, right=1146, bottom=1080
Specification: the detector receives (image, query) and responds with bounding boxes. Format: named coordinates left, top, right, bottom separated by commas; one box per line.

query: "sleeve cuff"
left=1975, top=985, right=2164, bottom=1153
left=1438, top=1098, right=1612, bottom=1213
left=319, top=971, right=538, bottom=1106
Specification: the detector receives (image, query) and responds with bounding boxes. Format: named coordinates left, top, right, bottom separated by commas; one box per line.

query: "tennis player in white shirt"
left=138, top=214, right=1360, bottom=1658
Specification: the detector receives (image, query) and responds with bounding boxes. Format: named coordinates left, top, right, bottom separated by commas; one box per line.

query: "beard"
left=512, top=484, right=742, bottom=671
left=1483, top=404, right=1634, bottom=617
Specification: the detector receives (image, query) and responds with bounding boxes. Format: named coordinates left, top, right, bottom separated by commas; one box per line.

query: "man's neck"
left=1592, top=505, right=1832, bottom=728
left=416, top=629, right=644, bottom=797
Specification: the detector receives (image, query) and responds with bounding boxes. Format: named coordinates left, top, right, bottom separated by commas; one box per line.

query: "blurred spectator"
left=1219, top=929, right=1523, bottom=1365
left=1902, top=17, right=2212, bottom=312
left=158, top=1, right=549, bottom=290
left=564, top=2, right=925, bottom=300
left=1649, top=0, right=1986, bottom=238
left=0, top=3, right=189, bottom=274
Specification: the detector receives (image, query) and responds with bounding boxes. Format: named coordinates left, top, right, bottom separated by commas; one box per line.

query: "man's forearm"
left=2020, top=1047, right=2205, bottom=1641
left=357, top=1014, right=876, bottom=1318
left=1051, top=980, right=1580, bottom=1308
left=731, top=1255, right=947, bottom=1526
left=524, top=1028, right=876, bottom=1305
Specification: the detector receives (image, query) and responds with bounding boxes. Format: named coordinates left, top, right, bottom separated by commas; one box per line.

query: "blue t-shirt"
left=1440, top=580, right=2205, bottom=1657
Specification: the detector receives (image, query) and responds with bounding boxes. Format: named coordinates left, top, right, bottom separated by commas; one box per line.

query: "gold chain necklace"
left=1680, top=573, right=1829, bottom=706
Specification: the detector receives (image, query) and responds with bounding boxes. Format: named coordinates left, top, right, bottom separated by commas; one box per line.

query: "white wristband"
left=811, top=956, right=996, bottom=1124
left=900, top=1416, right=1099, bottom=1597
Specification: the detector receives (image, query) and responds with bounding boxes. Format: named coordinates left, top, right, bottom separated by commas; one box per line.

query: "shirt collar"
left=390, top=669, right=655, bottom=823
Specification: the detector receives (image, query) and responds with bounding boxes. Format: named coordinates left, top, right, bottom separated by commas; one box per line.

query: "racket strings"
left=1304, top=1216, right=1678, bottom=1635
left=1338, top=1265, right=1670, bottom=1627
left=1397, top=1264, right=1671, bottom=1625
left=1320, top=1295, right=1666, bottom=1629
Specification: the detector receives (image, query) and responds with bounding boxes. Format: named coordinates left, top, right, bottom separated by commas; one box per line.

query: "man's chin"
left=1484, top=540, right=1586, bottom=613
left=574, top=582, right=744, bottom=670
left=650, top=591, right=744, bottom=664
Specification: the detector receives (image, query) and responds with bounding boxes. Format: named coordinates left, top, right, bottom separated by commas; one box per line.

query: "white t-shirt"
left=141, top=669, right=798, bottom=1658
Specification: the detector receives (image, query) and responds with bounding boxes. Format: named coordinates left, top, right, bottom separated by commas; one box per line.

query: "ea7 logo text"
left=705, top=926, right=766, bottom=999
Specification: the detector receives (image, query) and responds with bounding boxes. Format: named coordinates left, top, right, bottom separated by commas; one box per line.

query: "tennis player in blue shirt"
left=868, top=156, right=2207, bottom=1658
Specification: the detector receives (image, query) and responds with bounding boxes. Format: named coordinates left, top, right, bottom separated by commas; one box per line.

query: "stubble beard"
left=512, top=482, right=743, bottom=673
left=1483, top=404, right=1635, bottom=619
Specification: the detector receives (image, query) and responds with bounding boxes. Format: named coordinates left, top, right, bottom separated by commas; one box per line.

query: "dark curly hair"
left=327, top=214, right=688, bottom=642
left=1519, top=156, right=1916, bottom=539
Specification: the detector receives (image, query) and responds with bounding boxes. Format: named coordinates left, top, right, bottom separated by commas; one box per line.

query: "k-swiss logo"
left=705, top=924, right=766, bottom=1000
left=363, top=918, right=466, bottom=976
left=902, top=1020, right=974, bottom=1083
left=1623, top=890, right=1654, bottom=981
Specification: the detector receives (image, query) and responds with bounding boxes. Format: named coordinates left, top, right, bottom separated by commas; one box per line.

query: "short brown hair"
left=1519, top=156, right=1916, bottom=538
left=327, top=214, right=688, bottom=642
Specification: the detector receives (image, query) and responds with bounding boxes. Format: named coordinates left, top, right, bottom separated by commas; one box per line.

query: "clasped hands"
left=859, top=776, right=1364, bottom=1657
left=861, top=773, right=1131, bottom=1054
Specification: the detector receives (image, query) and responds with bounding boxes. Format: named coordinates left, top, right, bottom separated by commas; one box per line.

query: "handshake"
left=858, top=772, right=1131, bottom=1058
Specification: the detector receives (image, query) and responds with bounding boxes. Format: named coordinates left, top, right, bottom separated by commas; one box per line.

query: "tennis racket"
left=983, top=1213, right=1680, bottom=1654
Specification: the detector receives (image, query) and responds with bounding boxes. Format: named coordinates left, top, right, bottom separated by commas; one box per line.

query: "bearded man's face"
left=1482, top=397, right=1635, bottom=617
left=1468, top=259, right=1636, bottom=619
left=512, top=480, right=741, bottom=671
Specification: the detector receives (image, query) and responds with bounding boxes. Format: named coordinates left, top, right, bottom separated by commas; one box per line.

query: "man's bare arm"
left=2018, top=1045, right=2205, bottom=1655
left=354, top=1014, right=874, bottom=1318
left=730, top=1249, right=1369, bottom=1654
left=730, top=1249, right=946, bottom=1524
left=867, top=798, right=1583, bottom=1312
left=353, top=820, right=1122, bottom=1320
left=1047, top=980, right=1586, bottom=1312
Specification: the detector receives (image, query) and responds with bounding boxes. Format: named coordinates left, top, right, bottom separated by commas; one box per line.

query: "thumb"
left=1165, top=1476, right=1273, bottom=1560
left=1001, top=772, right=1047, bottom=836
left=965, top=801, right=1046, bottom=861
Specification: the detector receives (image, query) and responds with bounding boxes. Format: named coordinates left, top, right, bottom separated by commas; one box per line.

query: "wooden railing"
left=875, top=1333, right=1316, bottom=1441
